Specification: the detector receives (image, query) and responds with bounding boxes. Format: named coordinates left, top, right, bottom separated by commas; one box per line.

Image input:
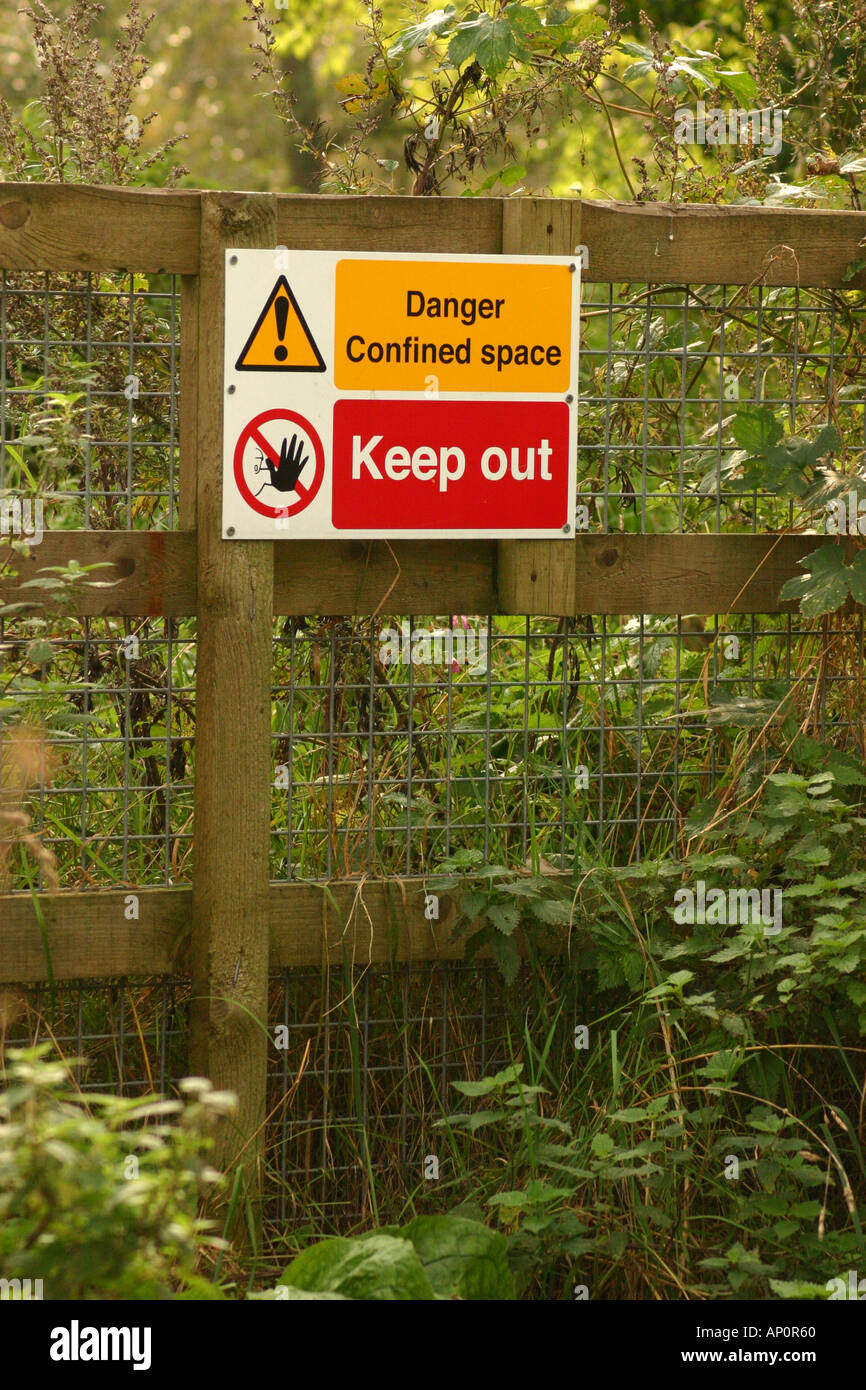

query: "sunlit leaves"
left=387, top=5, right=458, bottom=57
left=448, top=4, right=542, bottom=73
left=334, top=71, right=388, bottom=113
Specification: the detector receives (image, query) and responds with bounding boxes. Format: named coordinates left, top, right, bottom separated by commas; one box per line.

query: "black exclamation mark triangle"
left=235, top=275, right=326, bottom=373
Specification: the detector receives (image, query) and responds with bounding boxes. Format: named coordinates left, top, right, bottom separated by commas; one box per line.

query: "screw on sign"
left=233, top=409, right=325, bottom=519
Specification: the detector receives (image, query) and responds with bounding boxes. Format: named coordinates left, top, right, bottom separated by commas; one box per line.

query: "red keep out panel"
left=331, top=399, right=570, bottom=530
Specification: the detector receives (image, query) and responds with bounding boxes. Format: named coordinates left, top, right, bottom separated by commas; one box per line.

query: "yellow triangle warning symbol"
left=235, top=276, right=326, bottom=372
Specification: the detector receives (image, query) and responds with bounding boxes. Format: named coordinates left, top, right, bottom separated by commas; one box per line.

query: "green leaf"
left=528, top=896, right=572, bottom=925
left=387, top=6, right=457, bottom=57
left=279, top=1235, right=436, bottom=1300
left=554, top=12, right=606, bottom=42
left=769, top=1279, right=831, bottom=1300
left=716, top=68, right=758, bottom=102
left=490, top=931, right=521, bottom=984
left=399, top=1215, right=514, bottom=1299
left=498, top=162, right=526, bottom=186
left=732, top=405, right=783, bottom=454
left=448, top=11, right=529, bottom=73
left=667, top=56, right=718, bottom=89
left=487, top=902, right=520, bottom=936
left=486, top=1190, right=527, bottom=1209
left=459, top=889, right=488, bottom=921
left=452, top=1064, right=523, bottom=1096
left=26, top=638, right=54, bottom=667
left=503, top=3, right=542, bottom=35
left=779, top=545, right=849, bottom=617
left=844, top=550, right=866, bottom=604
left=825, top=753, right=866, bottom=786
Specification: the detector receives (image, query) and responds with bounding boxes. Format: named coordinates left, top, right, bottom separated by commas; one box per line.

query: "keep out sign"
left=332, top=400, right=570, bottom=530
left=222, top=249, right=579, bottom=540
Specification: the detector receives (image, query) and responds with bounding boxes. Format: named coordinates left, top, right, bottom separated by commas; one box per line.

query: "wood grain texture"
left=275, top=194, right=503, bottom=252
left=189, top=193, right=276, bottom=1192
left=0, top=888, right=188, bottom=983
left=0, top=532, right=849, bottom=617
left=272, top=538, right=498, bottom=615
left=569, top=533, right=851, bottom=616
left=0, top=880, right=511, bottom=983
left=580, top=200, right=866, bottom=288
left=0, top=531, right=197, bottom=617
left=1, top=187, right=863, bottom=289
left=0, top=184, right=200, bottom=273
left=502, top=197, right=583, bottom=258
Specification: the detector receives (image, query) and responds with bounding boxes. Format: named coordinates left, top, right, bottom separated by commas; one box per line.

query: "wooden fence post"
left=497, top=199, right=582, bottom=616
left=190, top=192, right=276, bottom=1227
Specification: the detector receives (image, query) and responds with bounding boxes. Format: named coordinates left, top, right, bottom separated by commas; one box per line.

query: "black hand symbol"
left=265, top=434, right=309, bottom=492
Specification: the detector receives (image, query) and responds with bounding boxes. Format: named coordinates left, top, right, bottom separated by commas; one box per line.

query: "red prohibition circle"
left=233, top=408, right=325, bottom=519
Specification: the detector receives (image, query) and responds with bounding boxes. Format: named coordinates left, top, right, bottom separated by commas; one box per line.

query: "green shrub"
left=0, top=1046, right=231, bottom=1299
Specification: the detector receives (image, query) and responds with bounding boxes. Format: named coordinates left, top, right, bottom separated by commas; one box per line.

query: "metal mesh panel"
left=579, top=283, right=866, bottom=533
left=1, top=617, right=195, bottom=891
left=266, top=960, right=515, bottom=1227
left=0, top=270, right=180, bottom=528
left=271, top=610, right=863, bottom=873
left=2, top=267, right=863, bottom=1222
left=2, top=978, right=189, bottom=1095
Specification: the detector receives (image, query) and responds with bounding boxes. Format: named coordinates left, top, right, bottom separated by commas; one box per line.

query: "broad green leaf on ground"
left=278, top=1234, right=436, bottom=1300
left=398, top=1215, right=515, bottom=1299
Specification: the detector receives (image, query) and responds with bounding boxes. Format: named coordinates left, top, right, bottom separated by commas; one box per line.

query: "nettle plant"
left=428, top=765, right=866, bottom=1297
left=429, top=847, right=577, bottom=983
left=432, top=1057, right=861, bottom=1299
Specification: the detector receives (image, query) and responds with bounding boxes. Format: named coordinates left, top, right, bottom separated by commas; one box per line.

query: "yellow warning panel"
left=334, top=258, right=572, bottom=393
left=235, top=276, right=326, bottom=372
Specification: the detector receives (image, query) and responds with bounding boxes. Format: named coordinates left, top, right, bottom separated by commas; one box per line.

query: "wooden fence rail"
left=1, top=183, right=864, bottom=1202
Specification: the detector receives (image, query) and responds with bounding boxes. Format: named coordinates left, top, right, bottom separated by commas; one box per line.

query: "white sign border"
left=222, top=249, right=580, bottom=541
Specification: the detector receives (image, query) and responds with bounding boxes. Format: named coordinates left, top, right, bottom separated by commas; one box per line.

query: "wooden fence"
left=1, top=183, right=864, bottom=1194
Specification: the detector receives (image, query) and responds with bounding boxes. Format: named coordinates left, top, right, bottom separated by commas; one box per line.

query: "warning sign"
left=235, top=276, right=325, bottom=373
left=332, top=399, right=570, bottom=530
left=222, top=249, right=579, bottom=540
left=233, top=408, right=325, bottom=519
left=334, top=259, right=572, bottom=394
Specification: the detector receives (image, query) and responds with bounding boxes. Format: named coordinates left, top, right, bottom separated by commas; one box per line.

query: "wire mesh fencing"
left=2, top=263, right=863, bottom=1222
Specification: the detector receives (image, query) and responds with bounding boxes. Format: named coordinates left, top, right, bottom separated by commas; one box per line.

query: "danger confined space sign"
left=222, top=249, right=578, bottom=541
